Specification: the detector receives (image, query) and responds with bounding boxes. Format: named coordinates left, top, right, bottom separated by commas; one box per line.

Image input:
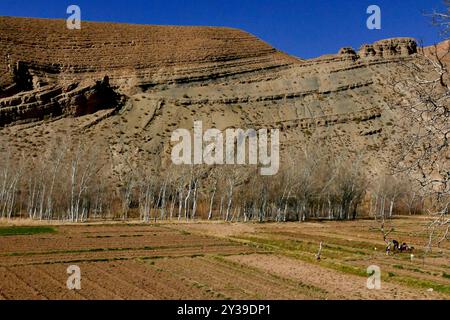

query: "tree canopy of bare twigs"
left=389, top=2, right=449, bottom=250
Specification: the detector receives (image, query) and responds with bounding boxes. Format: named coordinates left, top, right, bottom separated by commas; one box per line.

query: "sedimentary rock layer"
left=0, top=17, right=427, bottom=180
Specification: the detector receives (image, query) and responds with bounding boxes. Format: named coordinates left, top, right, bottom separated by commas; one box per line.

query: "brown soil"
left=0, top=217, right=448, bottom=300
left=227, top=254, right=445, bottom=300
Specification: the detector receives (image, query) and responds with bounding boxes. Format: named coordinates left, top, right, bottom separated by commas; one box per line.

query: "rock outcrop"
left=359, top=38, right=417, bottom=58
left=0, top=74, right=120, bottom=126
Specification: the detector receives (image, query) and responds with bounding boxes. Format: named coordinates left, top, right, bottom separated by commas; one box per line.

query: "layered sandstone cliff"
left=0, top=17, right=298, bottom=126
left=0, top=17, right=428, bottom=179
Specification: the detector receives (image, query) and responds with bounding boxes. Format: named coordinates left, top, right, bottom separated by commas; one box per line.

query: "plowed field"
left=0, top=217, right=448, bottom=300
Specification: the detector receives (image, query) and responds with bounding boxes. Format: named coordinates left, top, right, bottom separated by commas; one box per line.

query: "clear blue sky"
left=0, top=0, right=447, bottom=58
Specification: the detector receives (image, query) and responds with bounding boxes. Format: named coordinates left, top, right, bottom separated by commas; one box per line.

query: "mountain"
left=0, top=17, right=430, bottom=182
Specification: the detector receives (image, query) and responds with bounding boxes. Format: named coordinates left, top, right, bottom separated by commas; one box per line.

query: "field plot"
left=0, top=217, right=449, bottom=300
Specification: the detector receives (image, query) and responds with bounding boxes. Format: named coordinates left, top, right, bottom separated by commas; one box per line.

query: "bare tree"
left=427, top=0, right=450, bottom=36
left=390, top=3, right=449, bottom=250
left=0, top=149, right=23, bottom=219
left=118, top=168, right=135, bottom=221
left=207, top=176, right=218, bottom=220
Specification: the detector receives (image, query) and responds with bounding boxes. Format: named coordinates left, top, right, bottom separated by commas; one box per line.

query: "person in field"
left=385, top=239, right=414, bottom=255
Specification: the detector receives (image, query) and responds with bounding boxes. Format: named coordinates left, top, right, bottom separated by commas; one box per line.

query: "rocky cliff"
left=0, top=17, right=428, bottom=179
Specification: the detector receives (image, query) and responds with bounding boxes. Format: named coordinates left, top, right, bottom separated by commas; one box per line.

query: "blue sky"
left=0, top=0, right=447, bottom=58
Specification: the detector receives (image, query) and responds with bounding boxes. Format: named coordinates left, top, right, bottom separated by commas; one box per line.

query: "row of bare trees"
left=370, top=173, right=424, bottom=219
left=0, top=141, right=103, bottom=221
left=0, top=137, right=425, bottom=223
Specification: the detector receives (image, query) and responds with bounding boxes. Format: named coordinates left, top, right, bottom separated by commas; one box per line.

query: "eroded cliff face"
left=0, top=17, right=424, bottom=179
left=0, top=17, right=292, bottom=87
left=0, top=17, right=297, bottom=126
